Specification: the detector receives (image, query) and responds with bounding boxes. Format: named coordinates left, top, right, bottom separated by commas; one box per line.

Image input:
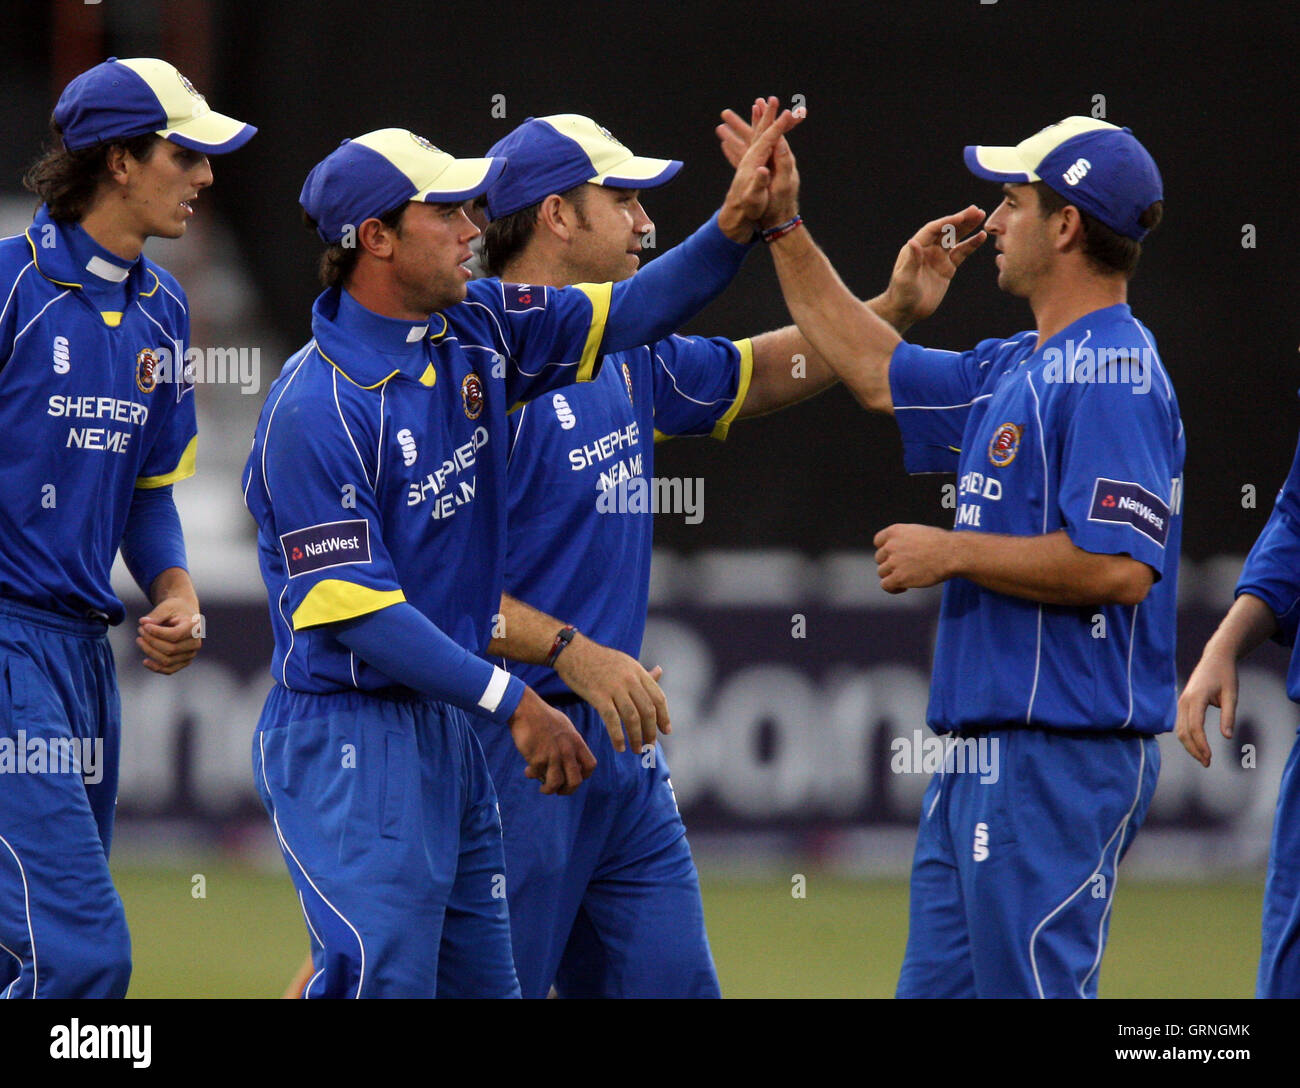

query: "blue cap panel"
left=300, top=142, right=419, bottom=243
left=54, top=59, right=167, bottom=150
left=484, top=119, right=596, bottom=220
left=1035, top=129, right=1163, bottom=240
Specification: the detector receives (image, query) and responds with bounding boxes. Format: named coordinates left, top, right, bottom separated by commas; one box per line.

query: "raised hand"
left=716, top=96, right=802, bottom=242
left=717, top=97, right=802, bottom=229
left=883, top=207, right=987, bottom=325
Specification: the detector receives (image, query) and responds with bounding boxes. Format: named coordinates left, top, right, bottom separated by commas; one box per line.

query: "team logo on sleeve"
left=987, top=422, right=1022, bottom=467
left=279, top=519, right=372, bottom=578
left=461, top=373, right=485, bottom=419
left=622, top=362, right=634, bottom=405
left=135, top=348, right=159, bottom=394
left=1087, top=478, right=1171, bottom=547
left=503, top=283, right=545, bottom=313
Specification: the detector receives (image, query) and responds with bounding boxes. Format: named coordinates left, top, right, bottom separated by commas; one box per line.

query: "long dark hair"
left=23, top=121, right=161, bottom=221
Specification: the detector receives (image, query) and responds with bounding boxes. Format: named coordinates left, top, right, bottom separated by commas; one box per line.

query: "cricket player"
left=0, top=58, right=254, bottom=998
left=1177, top=432, right=1300, bottom=997
left=245, top=106, right=795, bottom=998
left=733, top=112, right=1179, bottom=997
left=456, top=108, right=981, bottom=999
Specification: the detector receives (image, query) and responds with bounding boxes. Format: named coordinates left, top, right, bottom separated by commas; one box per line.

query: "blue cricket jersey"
left=1236, top=415, right=1300, bottom=699
left=242, top=213, right=750, bottom=705
left=243, top=282, right=611, bottom=699
left=0, top=206, right=197, bottom=624
left=890, top=303, right=1184, bottom=735
left=503, top=333, right=753, bottom=698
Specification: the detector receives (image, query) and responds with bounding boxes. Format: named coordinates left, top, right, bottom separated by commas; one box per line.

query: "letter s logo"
left=1062, top=158, right=1091, bottom=186
left=396, top=428, right=417, bottom=467
left=553, top=393, right=576, bottom=430
left=973, top=822, right=990, bottom=862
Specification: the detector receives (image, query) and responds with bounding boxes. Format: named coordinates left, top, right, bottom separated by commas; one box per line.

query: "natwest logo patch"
left=503, top=283, right=546, bottom=313
left=1087, top=478, right=1171, bottom=547
left=279, top=519, right=372, bottom=578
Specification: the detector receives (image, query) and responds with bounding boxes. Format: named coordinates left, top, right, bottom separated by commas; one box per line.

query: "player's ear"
left=356, top=216, right=397, bottom=259
left=537, top=193, right=574, bottom=242
left=1055, top=204, right=1086, bottom=252
left=103, top=145, right=131, bottom=186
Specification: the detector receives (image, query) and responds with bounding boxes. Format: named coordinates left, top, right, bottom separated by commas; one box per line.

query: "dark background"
left=4, top=0, right=1296, bottom=560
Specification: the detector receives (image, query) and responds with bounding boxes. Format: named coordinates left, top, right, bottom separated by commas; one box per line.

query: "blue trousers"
left=897, top=727, right=1159, bottom=999
left=0, top=599, right=128, bottom=999
left=474, top=698, right=719, bottom=999
left=254, top=685, right=519, bottom=998
left=1260, top=726, right=1300, bottom=997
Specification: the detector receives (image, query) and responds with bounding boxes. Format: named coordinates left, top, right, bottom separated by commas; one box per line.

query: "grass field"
left=114, top=861, right=1264, bottom=998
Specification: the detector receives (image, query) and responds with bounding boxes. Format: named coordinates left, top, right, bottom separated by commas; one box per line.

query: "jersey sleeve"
left=262, top=395, right=406, bottom=631
left=1056, top=376, right=1179, bottom=576
left=889, top=337, right=1008, bottom=473
left=136, top=294, right=198, bottom=488
left=470, top=214, right=751, bottom=409
left=650, top=334, right=752, bottom=441
left=1236, top=433, right=1300, bottom=646
left=465, top=279, right=609, bottom=409
left=119, top=484, right=187, bottom=594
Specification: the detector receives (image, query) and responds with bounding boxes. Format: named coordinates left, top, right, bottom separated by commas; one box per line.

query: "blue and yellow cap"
left=53, top=57, right=256, bottom=154
left=964, top=116, right=1163, bottom=241
left=301, top=128, right=506, bottom=243
left=483, top=114, right=682, bottom=221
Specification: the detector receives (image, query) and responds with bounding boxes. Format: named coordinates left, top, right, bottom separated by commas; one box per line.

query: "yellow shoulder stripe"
left=572, top=282, right=612, bottom=382
left=711, top=338, right=754, bottom=441
left=292, top=581, right=406, bottom=631
left=136, top=435, right=197, bottom=489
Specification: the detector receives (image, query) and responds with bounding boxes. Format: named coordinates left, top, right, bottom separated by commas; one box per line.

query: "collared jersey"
left=242, top=280, right=613, bottom=694
left=890, top=303, right=1184, bottom=735
left=1236, top=412, right=1300, bottom=698
left=504, top=333, right=753, bottom=698
left=0, top=206, right=197, bottom=624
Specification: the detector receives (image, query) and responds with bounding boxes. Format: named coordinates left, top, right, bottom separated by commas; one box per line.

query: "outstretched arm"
left=716, top=103, right=984, bottom=415
left=596, top=99, right=803, bottom=355
left=736, top=222, right=984, bottom=419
